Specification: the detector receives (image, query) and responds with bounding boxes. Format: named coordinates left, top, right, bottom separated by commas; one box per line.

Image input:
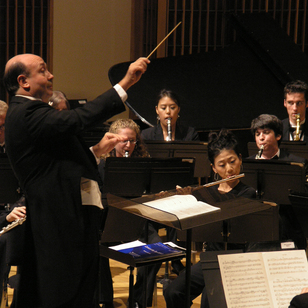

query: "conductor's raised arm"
left=118, top=57, right=150, bottom=91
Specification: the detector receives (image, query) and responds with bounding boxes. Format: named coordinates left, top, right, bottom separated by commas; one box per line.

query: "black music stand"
left=288, top=190, right=308, bottom=237
left=241, top=159, right=306, bottom=204
left=102, top=189, right=274, bottom=308
left=103, top=157, right=195, bottom=197
left=144, top=141, right=210, bottom=180
left=0, top=154, right=20, bottom=205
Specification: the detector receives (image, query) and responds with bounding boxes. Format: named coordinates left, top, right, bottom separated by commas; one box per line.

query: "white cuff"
left=114, top=84, right=128, bottom=103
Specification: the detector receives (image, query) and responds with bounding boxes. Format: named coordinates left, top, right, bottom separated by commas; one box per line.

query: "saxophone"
left=293, top=113, right=301, bottom=141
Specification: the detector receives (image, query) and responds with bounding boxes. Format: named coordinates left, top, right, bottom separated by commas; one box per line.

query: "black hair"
left=156, top=89, right=181, bottom=107
left=208, top=129, right=240, bottom=165
left=284, top=80, right=308, bottom=101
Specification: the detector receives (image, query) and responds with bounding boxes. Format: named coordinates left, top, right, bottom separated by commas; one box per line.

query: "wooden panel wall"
left=131, top=0, right=308, bottom=59
left=0, top=0, right=53, bottom=101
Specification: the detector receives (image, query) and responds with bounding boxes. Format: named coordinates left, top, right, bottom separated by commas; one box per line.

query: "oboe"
left=166, top=118, right=172, bottom=141
left=256, top=144, right=264, bottom=159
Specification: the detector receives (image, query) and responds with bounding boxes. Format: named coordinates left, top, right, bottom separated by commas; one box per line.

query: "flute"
left=0, top=216, right=26, bottom=237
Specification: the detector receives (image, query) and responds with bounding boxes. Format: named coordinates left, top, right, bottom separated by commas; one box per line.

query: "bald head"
left=3, top=53, right=54, bottom=103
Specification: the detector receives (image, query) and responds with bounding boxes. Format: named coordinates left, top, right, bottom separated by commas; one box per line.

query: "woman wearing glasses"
left=98, top=119, right=149, bottom=308
left=100, top=118, right=150, bottom=159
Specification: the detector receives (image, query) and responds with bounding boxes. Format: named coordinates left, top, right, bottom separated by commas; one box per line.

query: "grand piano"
left=106, top=12, right=308, bottom=158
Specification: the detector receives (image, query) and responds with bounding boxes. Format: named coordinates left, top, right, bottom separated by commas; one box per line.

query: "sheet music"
left=263, top=250, right=308, bottom=308
left=218, top=250, right=308, bottom=308
left=143, top=194, right=220, bottom=220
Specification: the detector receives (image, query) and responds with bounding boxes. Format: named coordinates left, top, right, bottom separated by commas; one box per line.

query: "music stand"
left=103, top=157, right=195, bottom=197
left=144, top=141, right=210, bottom=179
left=0, top=154, right=20, bottom=205
left=288, top=190, right=308, bottom=237
left=242, top=159, right=306, bottom=204
left=103, top=189, right=274, bottom=308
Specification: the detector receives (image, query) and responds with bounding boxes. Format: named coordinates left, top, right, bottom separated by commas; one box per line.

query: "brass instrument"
left=256, top=145, right=264, bottom=159
left=0, top=216, right=26, bottom=237
left=166, top=118, right=172, bottom=141
left=293, top=113, right=301, bottom=141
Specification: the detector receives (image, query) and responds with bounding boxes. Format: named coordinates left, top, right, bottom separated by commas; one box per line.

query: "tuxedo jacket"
left=5, top=89, right=125, bottom=307
left=141, top=123, right=199, bottom=141
left=282, top=118, right=308, bottom=142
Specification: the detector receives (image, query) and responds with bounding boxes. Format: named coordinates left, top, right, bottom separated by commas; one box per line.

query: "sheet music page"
left=262, top=250, right=308, bottom=308
left=143, top=194, right=220, bottom=220
left=218, top=252, right=273, bottom=308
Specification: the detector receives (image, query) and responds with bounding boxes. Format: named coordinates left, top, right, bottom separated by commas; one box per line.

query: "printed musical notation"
left=218, top=250, right=308, bottom=308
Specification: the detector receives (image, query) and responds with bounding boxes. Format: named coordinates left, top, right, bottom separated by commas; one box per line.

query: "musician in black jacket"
left=134, top=90, right=199, bottom=307
left=247, top=114, right=307, bottom=250
left=3, top=53, right=149, bottom=308
left=0, top=197, right=26, bottom=305
left=141, top=89, right=199, bottom=141
left=164, top=129, right=256, bottom=308
left=281, top=80, right=308, bottom=142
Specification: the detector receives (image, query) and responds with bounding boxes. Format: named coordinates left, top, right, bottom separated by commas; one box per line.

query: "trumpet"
left=166, top=118, right=172, bottom=141
left=293, top=113, right=301, bottom=141
left=256, top=145, right=264, bottom=159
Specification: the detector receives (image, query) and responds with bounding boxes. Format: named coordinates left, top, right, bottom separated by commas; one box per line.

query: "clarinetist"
left=247, top=114, right=307, bottom=251
left=135, top=89, right=199, bottom=308
left=141, top=89, right=199, bottom=141
left=281, top=80, right=308, bottom=142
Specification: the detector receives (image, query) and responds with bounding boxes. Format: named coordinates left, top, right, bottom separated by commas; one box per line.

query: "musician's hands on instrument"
left=118, top=57, right=150, bottom=91
left=6, top=206, right=26, bottom=223
left=176, top=185, right=193, bottom=195
left=92, top=132, right=127, bottom=158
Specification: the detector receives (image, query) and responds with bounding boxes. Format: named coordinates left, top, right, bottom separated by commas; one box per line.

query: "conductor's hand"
left=92, top=132, right=126, bottom=158
left=118, top=57, right=150, bottom=91
left=6, top=206, right=26, bottom=223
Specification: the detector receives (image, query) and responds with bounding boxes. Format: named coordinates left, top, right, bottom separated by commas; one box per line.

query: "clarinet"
left=256, top=145, right=264, bottom=159
left=166, top=118, right=172, bottom=141
left=124, top=151, right=129, bottom=157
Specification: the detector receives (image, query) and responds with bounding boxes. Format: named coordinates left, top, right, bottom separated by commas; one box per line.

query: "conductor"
left=2, top=53, right=149, bottom=308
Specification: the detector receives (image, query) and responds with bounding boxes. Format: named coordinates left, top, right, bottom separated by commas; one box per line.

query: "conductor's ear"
left=17, top=74, right=30, bottom=90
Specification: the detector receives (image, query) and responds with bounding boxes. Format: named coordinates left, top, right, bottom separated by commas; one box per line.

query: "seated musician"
left=0, top=197, right=26, bottom=305
left=247, top=113, right=307, bottom=250
left=98, top=119, right=149, bottom=308
left=141, top=89, right=199, bottom=141
left=281, top=80, right=308, bottom=142
left=136, top=90, right=199, bottom=307
left=164, top=129, right=256, bottom=308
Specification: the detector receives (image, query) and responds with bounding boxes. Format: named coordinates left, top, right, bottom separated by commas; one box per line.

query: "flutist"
left=282, top=80, right=308, bottom=142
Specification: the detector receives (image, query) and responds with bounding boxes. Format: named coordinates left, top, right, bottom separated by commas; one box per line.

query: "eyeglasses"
left=121, top=139, right=137, bottom=145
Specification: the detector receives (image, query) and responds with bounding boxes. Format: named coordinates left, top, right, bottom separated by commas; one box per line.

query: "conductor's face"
left=15, top=54, right=54, bottom=103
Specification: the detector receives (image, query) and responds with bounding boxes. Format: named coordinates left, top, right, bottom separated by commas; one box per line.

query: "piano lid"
left=108, top=13, right=308, bottom=131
